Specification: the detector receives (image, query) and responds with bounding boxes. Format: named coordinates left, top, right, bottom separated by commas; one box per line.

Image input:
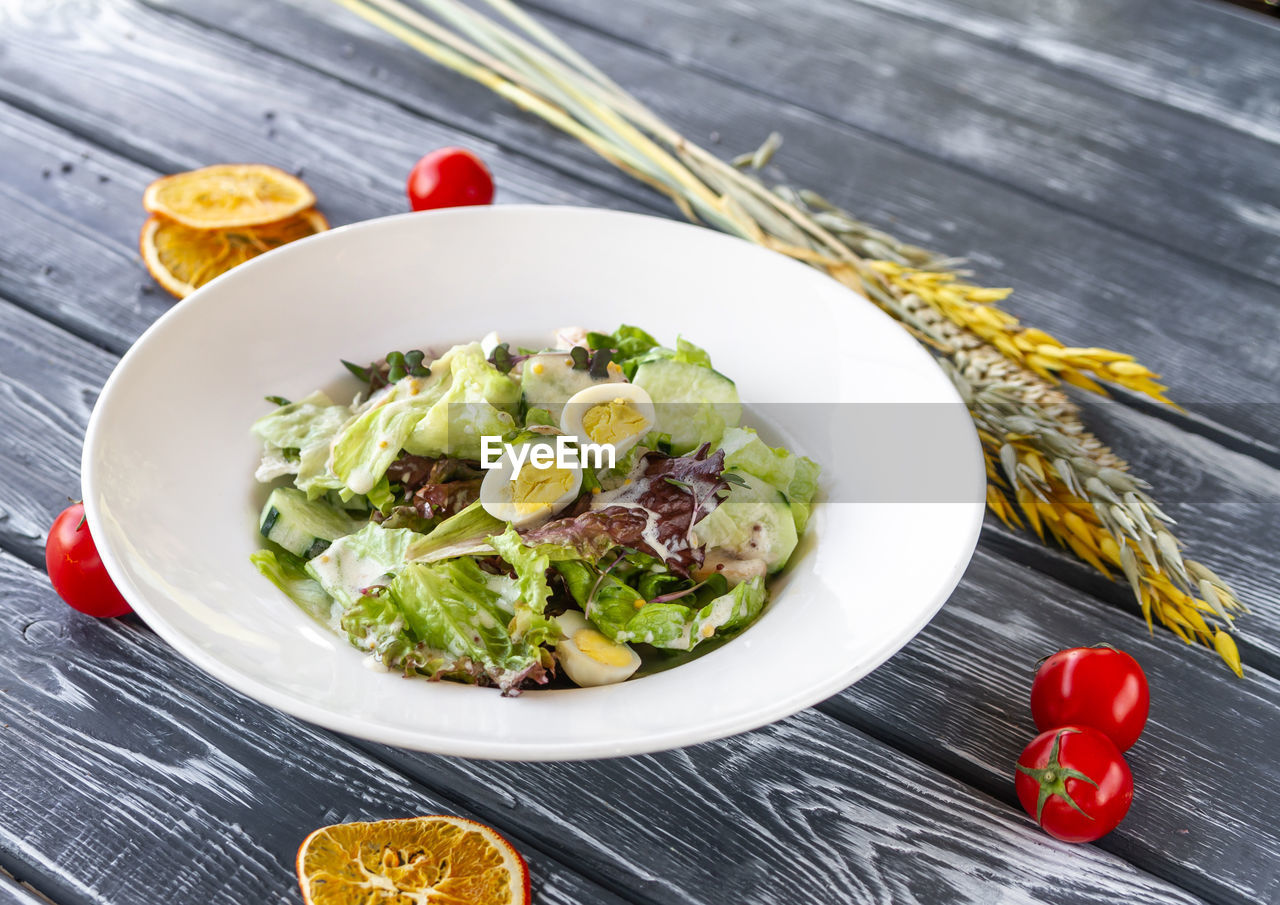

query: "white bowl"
left=83, top=206, right=984, bottom=760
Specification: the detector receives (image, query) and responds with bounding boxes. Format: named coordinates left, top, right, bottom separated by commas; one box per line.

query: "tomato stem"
left=1015, top=728, right=1099, bottom=824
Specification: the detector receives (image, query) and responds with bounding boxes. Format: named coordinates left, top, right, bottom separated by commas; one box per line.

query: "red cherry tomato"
left=1031, top=646, right=1149, bottom=750
left=1015, top=726, right=1133, bottom=843
left=44, top=502, right=132, bottom=618
left=406, top=147, right=494, bottom=211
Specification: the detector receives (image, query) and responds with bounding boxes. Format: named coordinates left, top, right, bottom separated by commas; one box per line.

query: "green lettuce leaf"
left=341, top=591, right=418, bottom=666
left=523, top=406, right=555, bottom=428
left=554, top=560, right=640, bottom=641
left=371, top=558, right=547, bottom=693
left=250, top=549, right=338, bottom=629
left=620, top=576, right=767, bottom=650
left=488, top=526, right=576, bottom=647
left=635, top=335, right=713, bottom=370
left=586, top=324, right=659, bottom=377
left=587, top=325, right=718, bottom=379
left=554, top=561, right=762, bottom=651
left=329, top=343, right=518, bottom=496
left=719, top=426, right=820, bottom=533
left=404, top=342, right=520, bottom=458
left=787, top=458, right=820, bottom=534
left=251, top=391, right=351, bottom=490
left=404, top=500, right=507, bottom=562
left=303, top=522, right=422, bottom=609
left=252, top=390, right=342, bottom=449
left=365, top=474, right=395, bottom=514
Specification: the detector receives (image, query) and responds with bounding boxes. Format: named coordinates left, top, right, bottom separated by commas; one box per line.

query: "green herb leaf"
left=588, top=348, right=614, bottom=380
left=489, top=342, right=515, bottom=374
left=341, top=359, right=371, bottom=382
left=404, top=349, right=429, bottom=377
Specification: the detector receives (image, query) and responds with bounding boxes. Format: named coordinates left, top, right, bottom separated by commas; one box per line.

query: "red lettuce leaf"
left=384, top=454, right=484, bottom=521
left=523, top=445, right=727, bottom=576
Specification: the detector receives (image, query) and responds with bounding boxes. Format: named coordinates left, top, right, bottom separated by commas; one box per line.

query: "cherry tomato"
left=45, top=502, right=132, bottom=618
left=406, top=147, right=494, bottom=211
left=1031, top=646, right=1149, bottom=750
left=1015, top=726, right=1133, bottom=843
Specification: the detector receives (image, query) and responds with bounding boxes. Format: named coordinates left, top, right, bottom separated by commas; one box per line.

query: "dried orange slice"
left=297, top=816, right=531, bottom=905
left=143, top=163, right=316, bottom=229
left=139, top=209, right=328, bottom=298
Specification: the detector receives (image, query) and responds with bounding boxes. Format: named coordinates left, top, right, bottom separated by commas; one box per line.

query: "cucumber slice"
left=259, top=487, right=361, bottom=559
left=632, top=359, right=740, bottom=454
left=693, top=470, right=798, bottom=573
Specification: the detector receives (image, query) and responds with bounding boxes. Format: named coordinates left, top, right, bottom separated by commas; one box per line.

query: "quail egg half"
left=560, top=383, right=656, bottom=461
left=553, top=609, right=642, bottom=686
left=479, top=439, right=582, bottom=528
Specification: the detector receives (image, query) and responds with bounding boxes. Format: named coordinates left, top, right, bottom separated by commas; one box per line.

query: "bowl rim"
left=82, top=205, right=986, bottom=760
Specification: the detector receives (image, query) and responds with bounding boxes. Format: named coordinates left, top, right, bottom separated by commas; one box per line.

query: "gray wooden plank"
left=0, top=558, right=1210, bottom=905
left=362, top=544, right=1280, bottom=905
left=0, top=295, right=1223, bottom=901
left=0, top=551, right=635, bottom=905
left=847, top=0, right=1280, bottom=145
left=362, top=713, right=1211, bottom=905
left=0, top=296, right=1261, bottom=903
left=0, top=871, right=55, bottom=905
left=2, top=83, right=1278, bottom=667
left=0, top=1, right=655, bottom=327
left=0, top=4, right=666, bottom=357
left=824, top=545, right=1280, bottom=905
left=0, top=105, right=167, bottom=355
left=3, top=203, right=1278, bottom=674
left=0, top=297, right=113, bottom=564
left=522, top=0, right=1280, bottom=288
left=1, top=0, right=1276, bottom=670
left=0, top=1, right=1269, bottom=905
left=129, top=0, right=1280, bottom=453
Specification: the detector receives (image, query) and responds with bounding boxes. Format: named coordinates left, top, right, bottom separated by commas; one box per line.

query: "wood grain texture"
left=848, top=0, right=1280, bottom=145
left=0, top=552, right=635, bottom=905
left=0, top=297, right=114, bottom=563
left=364, top=713, right=1210, bottom=905
left=525, top=0, right=1280, bottom=287
left=1, top=0, right=1276, bottom=665
left=0, top=0, right=655, bottom=251
left=0, top=101, right=182, bottom=356
left=0, top=553, right=1213, bottom=905
left=137, top=0, right=1280, bottom=453
left=0, top=871, right=55, bottom=905
left=0, top=10, right=1277, bottom=668
left=0, top=3, right=1276, bottom=903
left=826, top=546, right=1280, bottom=905
left=1, top=197, right=1277, bottom=676
left=0, top=300, right=1248, bottom=905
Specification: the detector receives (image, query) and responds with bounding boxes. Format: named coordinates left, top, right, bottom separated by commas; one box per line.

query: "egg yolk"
left=573, top=628, right=634, bottom=666
left=511, top=462, right=576, bottom=514
left=581, top=399, right=647, bottom=445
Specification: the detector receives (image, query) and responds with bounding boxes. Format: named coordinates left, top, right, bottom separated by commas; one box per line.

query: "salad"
left=250, top=326, right=818, bottom=694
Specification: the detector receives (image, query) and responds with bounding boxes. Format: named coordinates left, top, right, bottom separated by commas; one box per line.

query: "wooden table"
left=2, top=1, right=1278, bottom=903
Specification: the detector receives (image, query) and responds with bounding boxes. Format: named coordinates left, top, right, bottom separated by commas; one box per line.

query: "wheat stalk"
left=330, top=0, right=1247, bottom=674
